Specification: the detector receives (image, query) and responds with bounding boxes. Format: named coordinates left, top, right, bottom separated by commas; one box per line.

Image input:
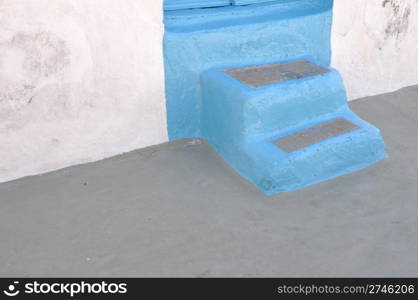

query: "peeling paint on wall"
left=332, top=0, right=418, bottom=100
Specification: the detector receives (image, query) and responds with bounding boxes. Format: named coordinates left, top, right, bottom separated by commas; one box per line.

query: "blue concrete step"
left=201, top=59, right=387, bottom=194
left=202, top=60, right=348, bottom=138
left=164, top=0, right=333, bottom=31
left=164, top=0, right=231, bottom=11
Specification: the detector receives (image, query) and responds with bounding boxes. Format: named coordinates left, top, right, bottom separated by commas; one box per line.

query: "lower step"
left=201, top=59, right=387, bottom=195
left=212, top=112, right=387, bottom=195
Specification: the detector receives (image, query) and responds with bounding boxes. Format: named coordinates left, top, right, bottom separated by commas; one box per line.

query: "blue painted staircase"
left=163, top=0, right=387, bottom=194
left=201, top=60, right=386, bottom=194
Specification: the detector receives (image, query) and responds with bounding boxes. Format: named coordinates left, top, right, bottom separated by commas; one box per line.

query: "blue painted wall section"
left=164, top=0, right=230, bottom=11
left=164, top=0, right=333, bottom=139
left=163, top=0, right=387, bottom=194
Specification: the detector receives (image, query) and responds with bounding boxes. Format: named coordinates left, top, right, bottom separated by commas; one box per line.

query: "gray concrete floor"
left=1, top=86, right=418, bottom=277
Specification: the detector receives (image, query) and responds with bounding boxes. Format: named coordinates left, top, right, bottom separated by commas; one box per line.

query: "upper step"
left=201, top=59, right=348, bottom=138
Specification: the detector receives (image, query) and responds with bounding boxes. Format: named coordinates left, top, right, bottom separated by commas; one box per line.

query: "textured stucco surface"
left=332, top=0, right=418, bottom=100
left=0, top=0, right=167, bottom=182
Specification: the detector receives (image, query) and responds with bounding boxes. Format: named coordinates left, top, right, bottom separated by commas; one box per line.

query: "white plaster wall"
left=332, top=0, right=418, bottom=100
left=0, top=0, right=167, bottom=182
left=2, top=0, right=418, bottom=183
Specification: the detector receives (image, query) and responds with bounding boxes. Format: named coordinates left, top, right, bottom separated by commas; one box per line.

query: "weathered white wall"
left=0, top=0, right=167, bottom=182
left=1, top=0, right=418, bottom=183
left=332, top=0, right=418, bottom=100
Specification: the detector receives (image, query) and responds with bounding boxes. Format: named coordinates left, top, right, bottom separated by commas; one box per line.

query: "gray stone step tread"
left=224, top=60, right=329, bottom=88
